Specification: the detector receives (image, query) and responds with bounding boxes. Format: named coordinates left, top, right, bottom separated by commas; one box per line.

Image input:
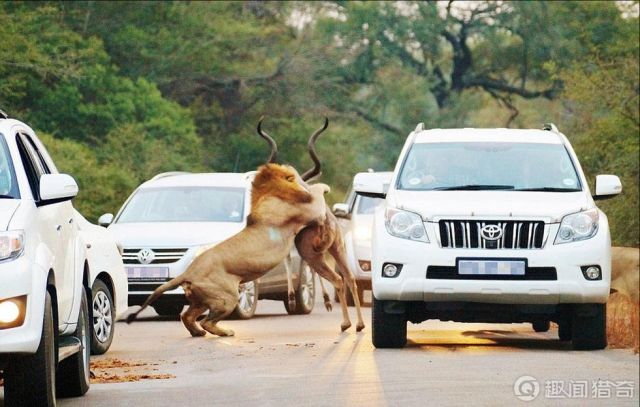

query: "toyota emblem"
left=137, top=248, right=155, bottom=264
left=480, top=224, right=503, bottom=241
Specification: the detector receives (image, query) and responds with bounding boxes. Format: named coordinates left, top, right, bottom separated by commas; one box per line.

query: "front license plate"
left=126, top=266, right=169, bottom=281
left=458, top=260, right=525, bottom=275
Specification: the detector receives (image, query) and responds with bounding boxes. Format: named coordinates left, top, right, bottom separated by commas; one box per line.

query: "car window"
left=116, top=186, right=246, bottom=223
left=16, top=134, right=43, bottom=200
left=398, top=142, right=582, bottom=191
left=0, top=134, right=20, bottom=199
left=24, top=134, right=53, bottom=174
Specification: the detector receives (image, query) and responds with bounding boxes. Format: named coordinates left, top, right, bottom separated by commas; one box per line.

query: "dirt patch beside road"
left=89, top=358, right=176, bottom=384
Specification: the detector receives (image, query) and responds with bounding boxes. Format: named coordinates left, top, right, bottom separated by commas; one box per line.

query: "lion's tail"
left=126, top=275, right=186, bottom=324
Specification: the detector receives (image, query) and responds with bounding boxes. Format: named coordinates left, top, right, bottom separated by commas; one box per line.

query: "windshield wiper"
left=433, top=184, right=515, bottom=191
left=514, top=187, right=581, bottom=192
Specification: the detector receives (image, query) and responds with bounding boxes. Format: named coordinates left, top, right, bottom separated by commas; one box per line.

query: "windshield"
left=0, top=135, right=19, bottom=199
left=398, top=142, right=582, bottom=191
left=116, top=187, right=245, bottom=223
left=356, top=195, right=384, bottom=214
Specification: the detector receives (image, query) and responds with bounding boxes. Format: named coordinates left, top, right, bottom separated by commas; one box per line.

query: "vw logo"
left=480, top=224, right=503, bottom=241
left=137, top=248, right=155, bottom=264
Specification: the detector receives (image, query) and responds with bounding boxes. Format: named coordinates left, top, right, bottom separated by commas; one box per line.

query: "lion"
left=126, top=163, right=329, bottom=337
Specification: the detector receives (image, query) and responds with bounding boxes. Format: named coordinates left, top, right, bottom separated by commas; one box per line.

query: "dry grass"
left=607, top=292, right=639, bottom=353
left=89, top=358, right=176, bottom=384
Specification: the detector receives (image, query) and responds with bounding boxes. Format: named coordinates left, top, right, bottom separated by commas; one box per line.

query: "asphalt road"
left=2, top=295, right=639, bottom=407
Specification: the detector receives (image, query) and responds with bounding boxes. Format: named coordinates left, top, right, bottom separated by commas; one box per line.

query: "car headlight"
left=554, top=209, right=599, bottom=244
left=384, top=208, right=429, bottom=242
left=353, top=226, right=372, bottom=241
left=0, top=230, right=24, bottom=261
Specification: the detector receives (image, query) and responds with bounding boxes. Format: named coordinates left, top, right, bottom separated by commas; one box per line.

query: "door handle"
left=56, top=225, right=62, bottom=232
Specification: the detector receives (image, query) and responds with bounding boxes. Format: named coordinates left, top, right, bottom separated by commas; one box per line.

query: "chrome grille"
left=122, top=248, right=189, bottom=264
left=438, top=220, right=545, bottom=249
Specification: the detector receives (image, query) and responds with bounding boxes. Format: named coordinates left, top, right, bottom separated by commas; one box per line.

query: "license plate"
left=126, top=266, right=169, bottom=280
left=458, top=260, right=525, bottom=275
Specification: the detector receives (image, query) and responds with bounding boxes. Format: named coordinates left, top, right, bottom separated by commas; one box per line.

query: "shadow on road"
left=404, top=329, right=572, bottom=351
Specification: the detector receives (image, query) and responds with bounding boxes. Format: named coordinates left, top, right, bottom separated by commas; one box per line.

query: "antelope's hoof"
left=356, top=323, right=365, bottom=332
left=288, top=299, right=297, bottom=311
left=324, top=302, right=333, bottom=312
left=341, top=322, right=352, bottom=332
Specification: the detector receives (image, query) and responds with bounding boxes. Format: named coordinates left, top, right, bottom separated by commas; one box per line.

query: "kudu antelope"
left=126, top=160, right=330, bottom=337
left=257, top=118, right=365, bottom=332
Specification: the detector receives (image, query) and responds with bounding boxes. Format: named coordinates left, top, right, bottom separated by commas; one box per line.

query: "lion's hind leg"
left=200, top=290, right=238, bottom=337
left=181, top=304, right=208, bottom=337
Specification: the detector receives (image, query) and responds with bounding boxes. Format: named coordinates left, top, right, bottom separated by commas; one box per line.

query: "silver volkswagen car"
left=99, top=172, right=316, bottom=319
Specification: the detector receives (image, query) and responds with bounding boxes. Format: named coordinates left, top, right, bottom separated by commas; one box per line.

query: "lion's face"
left=251, top=164, right=313, bottom=209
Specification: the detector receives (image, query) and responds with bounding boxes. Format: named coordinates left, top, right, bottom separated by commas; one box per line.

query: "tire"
left=152, top=303, right=184, bottom=318
left=532, top=320, right=550, bottom=333
left=90, top=279, right=114, bottom=355
left=4, top=291, right=57, bottom=407
left=572, top=303, right=607, bottom=350
left=371, top=297, right=407, bottom=348
left=57, top=289, right=91, bottom=397
left=558, top=320, right=572, bottom=341
left=230, top=281, right=258, bottom=319
left=284, top=263, right=316, bottom=315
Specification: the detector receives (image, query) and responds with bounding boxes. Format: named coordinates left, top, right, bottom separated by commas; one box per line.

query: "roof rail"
left=414, top=122, right=425, bottom=132
left=149, top=171, right=191, bottom=181
left=0, top=109, right=8, bottom=119
left=542, top=123, right=559, bottom=132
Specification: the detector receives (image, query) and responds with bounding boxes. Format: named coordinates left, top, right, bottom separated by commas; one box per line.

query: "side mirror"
left=353, top=172, right=388, bottom=199
left=39, top=174, right=78, bottom=205
left=593, top=175, right=622, bottom=201
left=98, top=213, right=114, bottom=227
left=332, top=203, right=350, bottom=219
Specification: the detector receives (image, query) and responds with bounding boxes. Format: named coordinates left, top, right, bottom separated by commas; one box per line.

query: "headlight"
left=554, top=209, right=599, bottom=244
left=353, top=226, right=372, bottom=241
left=384, top=208, right=429, bottom=242
left=0, top=230, right=24, bottom=261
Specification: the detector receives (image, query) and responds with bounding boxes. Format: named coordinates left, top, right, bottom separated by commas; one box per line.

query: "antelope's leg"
left=308, top=257, right=351, bottom=331
left=330, top=243, right=365, bottom=332
left=284, top=254, right=296, bottom=311
left=316, top=271, right=332, bottom=312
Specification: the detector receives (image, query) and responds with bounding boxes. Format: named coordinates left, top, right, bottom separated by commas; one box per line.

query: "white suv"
left=365, top=123, right=622, bottom=350
left=0, top=115, right=91, bottom=405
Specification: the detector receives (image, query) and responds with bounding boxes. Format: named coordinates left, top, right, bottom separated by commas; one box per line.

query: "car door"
left=16, top=133, right=75, bottom=324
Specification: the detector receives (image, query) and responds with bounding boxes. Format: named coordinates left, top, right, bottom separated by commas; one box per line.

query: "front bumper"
left=372, top=221, right=612, bottom=305
left=0, top=256, right=47, bottom=355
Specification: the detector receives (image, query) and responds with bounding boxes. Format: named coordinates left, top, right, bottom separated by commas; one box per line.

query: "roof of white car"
left=413, top=128, right=564, bottom=144
left=140, top=173, right=252, bottom=189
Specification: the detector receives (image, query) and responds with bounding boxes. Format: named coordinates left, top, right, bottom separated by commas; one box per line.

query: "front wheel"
left=372, top=297, right=407, bottom=348
left=4, top=291, right=57, bottom=406
left=284, top=263, right=315, bottom=315
left=572, top=303, right=607, bottom=350
left=91, top=279, right=114, bottom=355
left=57, top=288, right=91, bottom=397
left=230, top=281, right=259, bottom=319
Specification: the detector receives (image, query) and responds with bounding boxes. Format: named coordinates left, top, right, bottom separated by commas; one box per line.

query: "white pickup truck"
left=363, top=123, right=621, bottom=350
left=0, top=113, right=91, bottom=406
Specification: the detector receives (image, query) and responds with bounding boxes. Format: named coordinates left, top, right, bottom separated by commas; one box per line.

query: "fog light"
left=581, top=265, right=602, bottom=281
left=0, top=300, right=20, bottom=323
left=382, top=263, right=402, bottom=278
left=358, top=260, right=371, bottom=272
